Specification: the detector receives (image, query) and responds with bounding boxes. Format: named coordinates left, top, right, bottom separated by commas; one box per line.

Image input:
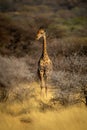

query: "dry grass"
left=0, top=86, right=87, bottom=130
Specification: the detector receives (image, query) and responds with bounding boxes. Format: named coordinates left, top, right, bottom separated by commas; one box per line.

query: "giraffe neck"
left=42, top=35, right=48, bottom=58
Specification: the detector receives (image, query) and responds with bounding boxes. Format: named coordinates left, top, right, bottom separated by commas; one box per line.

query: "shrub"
left=0, top=0, right=15, bottom=12
left=48, top=24, right=69, bottom=38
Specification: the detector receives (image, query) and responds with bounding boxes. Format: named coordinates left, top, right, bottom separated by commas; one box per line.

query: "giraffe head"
left=36, top=28, right=46, bottom=40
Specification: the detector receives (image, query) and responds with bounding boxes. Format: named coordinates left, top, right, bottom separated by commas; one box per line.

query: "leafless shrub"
left=0, top=55, right=35, bottom=101
left=51, top=52, right=87, bottom=105
left=7, top=84, right=35, bottom=102
left=51, top=70, right=87, bottom=105
left=0, top=56, right=34, bottom=88
left=49, top=37, right=87, bottom=58
left=54, top=54, right=87, bottom=73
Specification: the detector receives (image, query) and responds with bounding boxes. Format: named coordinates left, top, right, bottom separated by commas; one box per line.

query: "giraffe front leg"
left=44, top=74, right=48, bottom=97
left=40, top=70, right=44, bottom=96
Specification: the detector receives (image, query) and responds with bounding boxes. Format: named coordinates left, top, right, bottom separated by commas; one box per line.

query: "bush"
left=48, top=24, right=69, bottom=38
left=0, top=56, right=34, bottom=88
left=0, top=56, right=35, bottom=101
left=0, top=0, right=15, bottom=12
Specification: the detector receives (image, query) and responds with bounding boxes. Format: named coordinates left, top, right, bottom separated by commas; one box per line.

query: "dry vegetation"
left=0, top=84, right=87, bottom=130
left=0, top=0, right=87, bottom=130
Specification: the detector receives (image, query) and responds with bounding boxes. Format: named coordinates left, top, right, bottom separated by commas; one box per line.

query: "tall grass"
left=0, top=100, right=87, bottom=130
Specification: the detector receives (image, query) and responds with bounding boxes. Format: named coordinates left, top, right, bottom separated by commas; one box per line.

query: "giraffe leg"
left=45, top=75, right=48, bottom=97
left=45, top=85, right=47, bottom=97
left=40, top=70, right=44, bottom=96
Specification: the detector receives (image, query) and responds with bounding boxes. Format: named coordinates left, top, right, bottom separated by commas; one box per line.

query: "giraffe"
left=36, top=28, right=52, bottom=96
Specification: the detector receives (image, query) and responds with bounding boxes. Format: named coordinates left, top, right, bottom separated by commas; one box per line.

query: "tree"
left=0, top=0, right=15, bottom=12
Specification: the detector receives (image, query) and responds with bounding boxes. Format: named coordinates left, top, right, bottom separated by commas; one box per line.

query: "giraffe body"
left=36, top=28, right=52, bottom=96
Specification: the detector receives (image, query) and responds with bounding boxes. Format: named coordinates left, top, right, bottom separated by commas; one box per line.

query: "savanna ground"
left=0, top=0, right=87, bottom=130
left=0, top=85, right=87, bottom=130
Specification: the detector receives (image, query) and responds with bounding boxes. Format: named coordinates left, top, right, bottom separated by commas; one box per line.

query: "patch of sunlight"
left=0, top=82, right=87, bottom=130
left=1, top=105, right=87, bottom=130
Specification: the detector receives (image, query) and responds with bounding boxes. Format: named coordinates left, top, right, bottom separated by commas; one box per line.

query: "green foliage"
left=20, top=5, right=52, bottom=13
left=0, top=0, right=87, bottom=56
left=48, top=24, right=69, bottom=38
left=64, top=17, right=87, bottom=26
left=0, top=13, right=37, bottom=56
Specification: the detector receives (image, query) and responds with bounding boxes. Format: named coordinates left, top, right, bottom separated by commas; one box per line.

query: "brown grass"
left=0, top=86, right=87, bottom=130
